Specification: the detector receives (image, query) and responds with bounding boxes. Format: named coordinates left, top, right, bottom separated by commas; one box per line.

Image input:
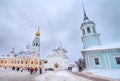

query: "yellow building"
left=0, top=55, right=7, bottom=67
left=0, top=28, right=45, bottom=69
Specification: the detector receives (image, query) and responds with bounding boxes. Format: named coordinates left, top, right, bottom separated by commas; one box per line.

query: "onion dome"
left=36, top=27, right=40, bottom=36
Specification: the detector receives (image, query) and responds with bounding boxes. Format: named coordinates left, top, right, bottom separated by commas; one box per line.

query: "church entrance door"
left=54, top=63, right=59, bottom=68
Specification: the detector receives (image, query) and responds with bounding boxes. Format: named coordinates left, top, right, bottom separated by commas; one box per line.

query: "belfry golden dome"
left=36, top=27, right=40, bottom=36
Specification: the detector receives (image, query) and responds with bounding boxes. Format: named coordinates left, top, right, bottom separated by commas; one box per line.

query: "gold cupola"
left=36, top=27, right=40, bottom=36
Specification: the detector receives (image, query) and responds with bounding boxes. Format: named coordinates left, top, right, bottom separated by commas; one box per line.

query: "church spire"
left=82, top=3, right=89, bottom=21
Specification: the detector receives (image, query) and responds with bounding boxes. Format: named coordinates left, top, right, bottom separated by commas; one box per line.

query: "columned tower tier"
left=81, top=34, right=101, bottom=49
left=80, top=4, right=101, bottom=49
left=32, top=27, right=41, bottom=54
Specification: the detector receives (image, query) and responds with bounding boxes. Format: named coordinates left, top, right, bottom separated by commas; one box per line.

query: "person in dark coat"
left=30, top=67, right=33, bottom=74
left=39, top=67, right=42, bottom=74
left=79, top=66, right=82, bottom=72
left=21, top=69, right=23, bottom=72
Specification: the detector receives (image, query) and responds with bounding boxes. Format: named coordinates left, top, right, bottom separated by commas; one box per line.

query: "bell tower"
left=32, top=27, right=41, bottom=54
left=81, top=4, right=101, bottom=49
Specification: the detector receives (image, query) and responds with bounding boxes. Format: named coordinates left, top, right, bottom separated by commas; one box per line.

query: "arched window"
left=33, top=43, right=35, bottom=46
left=39, top=62, right=41, bottom=65
left=18, top=61, right=20, bottom=64
left=36, top=43, right=38, bottom=46
left=26, top=61, right=28, bottom=64
left=5, top=61, right=7, bottom=63
left=21, top=61, right=23, bottom=64
left=87, top=27, right=91, bottom=33
left=92, top=27, right=96, bottom=33
left=1, top=60, right=3, bottom=63
left=31, top=61, right=33, bottom=64
left=83, top=29, right=85, bottom=35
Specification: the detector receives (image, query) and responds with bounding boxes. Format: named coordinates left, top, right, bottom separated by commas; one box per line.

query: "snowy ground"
left=0, top=68, right=29, bottom=77
left=36, top=71, right=91, bottom=81
left=0, top=67, right=37, bottom=81
left=2, top=67, right=119, bottom=81
left=0, top=67, right=91, bottom=81
left=90, top=69, right=120, bottom=79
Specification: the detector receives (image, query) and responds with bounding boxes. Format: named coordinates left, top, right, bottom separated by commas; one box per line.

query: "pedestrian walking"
left=39, top=67, right=42, bottom=74
left=21, top=69, right=23, bottom=72
left=30, top=67, right=33, bottom=74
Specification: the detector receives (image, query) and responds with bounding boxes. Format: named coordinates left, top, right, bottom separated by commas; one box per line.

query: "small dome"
left=36, top=31, right=40, bottom=36
left=35, top=27, right=40, bottom=36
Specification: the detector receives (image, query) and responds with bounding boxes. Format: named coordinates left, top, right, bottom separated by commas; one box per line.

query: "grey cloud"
left=0, top=0, right=120, bottom=63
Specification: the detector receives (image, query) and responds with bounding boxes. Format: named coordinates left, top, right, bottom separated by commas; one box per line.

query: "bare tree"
left=75, top=58, right=86, bottom=72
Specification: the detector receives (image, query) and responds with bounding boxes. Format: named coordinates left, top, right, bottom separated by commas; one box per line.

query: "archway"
left=54, top=63, right=59, bottom=68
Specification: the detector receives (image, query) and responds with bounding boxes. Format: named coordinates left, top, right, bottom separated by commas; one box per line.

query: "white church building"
left=45, top=43, right=69, bottom=69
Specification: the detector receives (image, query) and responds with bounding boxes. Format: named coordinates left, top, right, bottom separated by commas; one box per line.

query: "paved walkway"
left=72, top=72, right=116, bottom=81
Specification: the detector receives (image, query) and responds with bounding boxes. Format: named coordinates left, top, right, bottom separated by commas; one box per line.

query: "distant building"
left=45, top=42, right=69, bottom=69
left=0, top=54, right=8, bottom=67
left=81, top=5, right=120, bottom=70
left=0, top=28, right=45, bottom=69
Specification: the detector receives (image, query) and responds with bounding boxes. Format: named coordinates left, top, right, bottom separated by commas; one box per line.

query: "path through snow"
left=36, top=71, right=91, bottom=81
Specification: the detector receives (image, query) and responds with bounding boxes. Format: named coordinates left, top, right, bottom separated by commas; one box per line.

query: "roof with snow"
left=0, top=54, right=8, bottom=59
left=18, top=50, right=31, bottom=54
left=52, top=47, right=67, bottom=53
left=48, top=53, right=69, bottom=59
left=47, top=46, right=69, bottom=59
left=82, top=42, right=120, bottom=52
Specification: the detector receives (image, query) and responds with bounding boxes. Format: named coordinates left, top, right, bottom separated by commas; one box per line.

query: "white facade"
left=45, top=45, right=69, bottom=69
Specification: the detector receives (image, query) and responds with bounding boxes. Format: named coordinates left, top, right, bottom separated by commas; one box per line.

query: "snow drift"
left=35, top=71, right=90, bottom=81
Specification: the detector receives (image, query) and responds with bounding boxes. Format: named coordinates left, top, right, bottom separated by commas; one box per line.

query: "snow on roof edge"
left=82, top=42, right=120, bottom=52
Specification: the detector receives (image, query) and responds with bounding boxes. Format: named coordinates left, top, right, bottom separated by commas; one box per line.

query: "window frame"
left=87, top=27, right=91, bottom=33
left=92, top=27, right=96, bottom=33
left=113, top=55, right=120, bottom=65
left=93, top=56, right=101, bottom=66
left=83, top=29, right=85, bottom=35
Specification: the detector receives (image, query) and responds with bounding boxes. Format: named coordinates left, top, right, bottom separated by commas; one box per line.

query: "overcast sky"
left=0, top=0, right=120, bottom=63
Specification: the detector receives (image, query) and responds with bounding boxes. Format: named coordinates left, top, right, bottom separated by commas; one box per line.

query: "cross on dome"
left=82, top=2, right=89, bottom=21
